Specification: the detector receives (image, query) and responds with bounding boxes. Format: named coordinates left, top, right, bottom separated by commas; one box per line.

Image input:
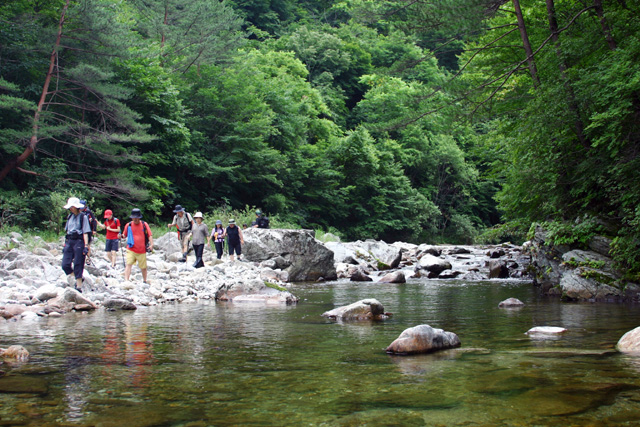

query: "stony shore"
left=1, top=229, right=531, bottom=322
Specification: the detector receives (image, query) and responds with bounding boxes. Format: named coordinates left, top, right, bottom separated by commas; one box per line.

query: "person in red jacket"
left=98, top=209, right=121, bottom=268
left=121, top=208, right=153, bottom=283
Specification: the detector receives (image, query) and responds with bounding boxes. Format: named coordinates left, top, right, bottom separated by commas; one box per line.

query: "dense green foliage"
left=1, top=0, right=639, bottom=269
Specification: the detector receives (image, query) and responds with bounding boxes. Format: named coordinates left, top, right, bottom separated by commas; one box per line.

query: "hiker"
left=122, top=208, right=153, bottom=283
left=61, top=197, right=92, bottom=291
left=167, top=204, right=193, bottom=262
left=79, top=199, right=98, bottom=255
left=97, top=209, right=121, bottom=268
left=226, top=219, right=244, bottom=261
left=251, top=209, right=270, bottom=228
left=191, top=212, right=210, bottom=268
left=211, top=220, right=226, bottom=259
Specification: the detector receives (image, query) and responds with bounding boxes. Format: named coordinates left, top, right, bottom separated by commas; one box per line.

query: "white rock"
left=525, top=326, right=567, bottom=335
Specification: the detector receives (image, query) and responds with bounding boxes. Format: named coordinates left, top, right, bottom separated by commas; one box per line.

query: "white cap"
left=193, top=212, right=204, bottom=218
left=63, top=197, right=84, bottom=209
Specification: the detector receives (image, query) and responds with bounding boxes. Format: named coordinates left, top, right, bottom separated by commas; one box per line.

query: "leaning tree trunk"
left=546, top=0, right=590, bottom=149
left=512, top=0, right=540, bottom=87
left=593, top=0, right=617, bottom=50
left=0, top=0, right=70, bottom=183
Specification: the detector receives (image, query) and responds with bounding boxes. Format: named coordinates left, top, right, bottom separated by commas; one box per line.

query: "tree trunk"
left=0, top=0, right=69, bottom=183
left=512, top=0, right=540, bottom=87
left=546, top=0, right=590, bottom=148
left=593, top=0, right=617, bottom=50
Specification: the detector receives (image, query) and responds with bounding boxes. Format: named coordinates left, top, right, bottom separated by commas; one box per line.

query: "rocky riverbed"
left=0, top=228, right=532, bottom=322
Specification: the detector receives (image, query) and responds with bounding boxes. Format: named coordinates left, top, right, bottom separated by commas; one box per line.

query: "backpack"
left=83, top=208, right=98, bottom=243
left=176, top=212, right=193, bottom=232
left=257, top=216, right=270, bottom=229
left=125, top=221, right=150, bottom=252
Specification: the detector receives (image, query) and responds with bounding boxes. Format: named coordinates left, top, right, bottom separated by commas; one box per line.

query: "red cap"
left=104, top=209, right=113, bottom=218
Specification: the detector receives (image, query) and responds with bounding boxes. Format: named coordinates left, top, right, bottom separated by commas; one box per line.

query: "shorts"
left=126, top=249, right=147, bottom=269
left=228, top=241, right=242, bottom=256
left=105, top=239, right=119, bottom=252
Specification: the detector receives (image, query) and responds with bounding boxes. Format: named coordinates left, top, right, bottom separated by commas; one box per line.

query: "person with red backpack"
left=121, top=208, right=153, bottom=283
left=98, top=209, right=121, bottom=268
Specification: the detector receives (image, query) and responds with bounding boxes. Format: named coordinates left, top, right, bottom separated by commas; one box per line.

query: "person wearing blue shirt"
left=61, top=197, right=92, bottom=291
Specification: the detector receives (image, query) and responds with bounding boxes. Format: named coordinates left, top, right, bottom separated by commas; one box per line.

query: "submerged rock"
left=526, top=326, right=567, bottom=335
left=0, top=345, right=30, bottom=361
left=498, top=298, right=524, bottom=308
left=322, top=298, right=387, bottom=320
left=386, top=325, right=461, bottom=355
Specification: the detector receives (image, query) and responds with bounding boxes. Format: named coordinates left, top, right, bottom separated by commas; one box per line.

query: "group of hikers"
left=61, top=197, right=270, bottom=291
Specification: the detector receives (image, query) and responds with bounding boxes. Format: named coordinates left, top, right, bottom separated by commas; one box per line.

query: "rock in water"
left=386, top=325, right=461, bottom=355
left=498, top=297, right=524, bottom=308
left=103, top=298, right=137, bottom=310
left=0, top=345, right=30, bottom=361
left=322, top=299, right=387, bottom=320
left=616, top=326, right=640, bottom=353
left=378, top=271, right=406, bottom=284
left=525, top=326, right=567, bottom=335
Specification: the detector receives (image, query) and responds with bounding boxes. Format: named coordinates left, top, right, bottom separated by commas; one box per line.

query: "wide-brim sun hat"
left=229, top=219, right=236, bottom=224
left=63, top=197, right=84, bottom=209
left=194, top=212, right=203, bottom=219
left=130, top=208, right=143, bottom=219
left=173, top=205, right=185, bottom=213
left=104, top=209, right=113, bottom=218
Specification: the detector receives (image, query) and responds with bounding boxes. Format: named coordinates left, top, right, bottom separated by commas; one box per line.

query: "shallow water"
left=2, top=279, right=640, bottom=426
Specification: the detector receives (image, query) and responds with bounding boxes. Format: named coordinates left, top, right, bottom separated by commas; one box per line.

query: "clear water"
left=2, top=279, right=640, bottom=426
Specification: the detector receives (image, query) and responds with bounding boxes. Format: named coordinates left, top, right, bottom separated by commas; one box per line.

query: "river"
left=2, top=279, right=640, bottom=426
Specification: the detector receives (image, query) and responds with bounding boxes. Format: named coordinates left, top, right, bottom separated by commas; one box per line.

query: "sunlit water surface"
left=2, top=279, right=640, bottom=426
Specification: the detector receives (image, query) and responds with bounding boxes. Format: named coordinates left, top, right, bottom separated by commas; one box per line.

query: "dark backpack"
left=257, top=216, right=270, bottom=229
left=125, top=221, right=151, bottom=252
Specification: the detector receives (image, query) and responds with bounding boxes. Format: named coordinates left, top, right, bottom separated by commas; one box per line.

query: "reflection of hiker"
left=61, top=197, right=92, bottom=291
left=210, top=220, right=226, bottom=260
left=167, top=205, right=193, bottom=262
left=226, top=219, right=244, bottom=261
left=97, top=209, right=121, bottom=268
left=251, top=209, right=270, bottom=228
left=191, top=212, right=209, bottom=269
left=122, top=208, right=153, bottom=283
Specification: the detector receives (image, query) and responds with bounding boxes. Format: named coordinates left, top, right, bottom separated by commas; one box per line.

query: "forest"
left=1, top=0, right=639, bottom=275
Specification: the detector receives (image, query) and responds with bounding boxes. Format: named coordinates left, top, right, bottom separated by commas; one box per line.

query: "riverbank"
left=0, top=229, right=534, bottom=323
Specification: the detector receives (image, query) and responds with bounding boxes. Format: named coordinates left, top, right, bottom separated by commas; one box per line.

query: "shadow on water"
left=2, top=279, right=640, bottom=426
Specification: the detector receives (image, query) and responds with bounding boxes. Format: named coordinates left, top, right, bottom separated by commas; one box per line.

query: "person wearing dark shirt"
left=61, top=197, right=92, bottom=291
left=225, top=219, right=244, bottom=262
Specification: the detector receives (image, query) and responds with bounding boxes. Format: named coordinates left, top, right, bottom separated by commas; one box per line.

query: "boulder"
left=0, top=345, right=29, bottom=361
left=559, top=268, right=624, bottom=301
left=34, top=284, right=61, bottom=302
left=488, top=260, right=509, bottom=279
left=350, top=268, right=373, bottom=282
left=498, top=297, right=524, bottom=307
left=378, top=271, right=406, bottom=284
left=322, top=299, right=386, bottom=320
left=617, top=327, right=640, bottom=353
left=216, top=279, right=298, bottom=305
left=416, top=244, right=441, bottom=257
left=103, top=298, right=137, bottom=310
left=154, top=232, right=183, bottom=257
left=349, top=240, right=402, bottom=269
left=589, top=236, right=612, bottom=257
left=324, top=242, right=359, bottom=265
left=386, top=325, right=461, bottom=355
left=243, top=229, right=336, bottom=282
left=416, top=254, right=452, bottom=278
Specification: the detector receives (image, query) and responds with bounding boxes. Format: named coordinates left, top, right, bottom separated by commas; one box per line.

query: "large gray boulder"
left=617, top=327, right=640, bottom=353
left=386, top=325, right=461, bottom=355
left=322, top=299, right=386, bottom=320
left=415, top=254, right=452, bottom=278
left=154, top=232, right=182, bottom=257
left=243, top=229, right=336, bottom=282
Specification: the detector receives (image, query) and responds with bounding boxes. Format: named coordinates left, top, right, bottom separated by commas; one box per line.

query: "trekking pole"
left=120, top=238, right=126, bottom=268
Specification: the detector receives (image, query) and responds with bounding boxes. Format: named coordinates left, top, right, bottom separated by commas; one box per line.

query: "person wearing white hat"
left=190, top=212, right=210, bottom=268
left=61, top=197, right=92, bottom=291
